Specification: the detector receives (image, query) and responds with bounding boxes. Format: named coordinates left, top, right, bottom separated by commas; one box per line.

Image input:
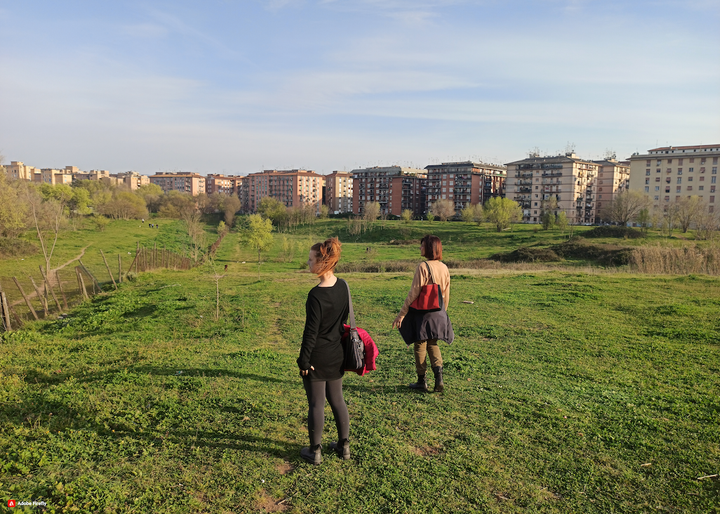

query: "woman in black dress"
left=297, top=237, right=351, bottom=464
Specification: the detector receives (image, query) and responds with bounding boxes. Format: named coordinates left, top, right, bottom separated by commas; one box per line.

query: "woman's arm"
left=297, top=295, right=321, bottom=370
left=392, top=263, right=426, bottom=328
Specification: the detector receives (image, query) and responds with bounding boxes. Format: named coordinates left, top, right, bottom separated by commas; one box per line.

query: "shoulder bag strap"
left=344, top=279, right=356, bottom=330
left=424, top=261, right=436, bottom=284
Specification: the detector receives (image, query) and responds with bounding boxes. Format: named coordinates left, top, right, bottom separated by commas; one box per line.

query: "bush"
left=550, top=241, right=633, bottom=266
left=0, top=238, right=38, bottom=258
left=489, top=247, right=561, bottom=263
left=584, top=226, right=644, bottom=239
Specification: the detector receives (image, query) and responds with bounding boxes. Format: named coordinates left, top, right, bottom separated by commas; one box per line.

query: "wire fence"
left=0, top=243, right=195, bottom=332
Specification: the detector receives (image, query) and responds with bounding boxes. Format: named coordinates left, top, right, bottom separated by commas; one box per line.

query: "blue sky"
left=1, top=0, right=718, bottom=175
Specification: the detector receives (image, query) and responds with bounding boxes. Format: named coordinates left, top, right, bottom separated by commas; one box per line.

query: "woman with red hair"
left=393, top=234, right=454, bottom=393
left=297, top=237, right=351, bottom=464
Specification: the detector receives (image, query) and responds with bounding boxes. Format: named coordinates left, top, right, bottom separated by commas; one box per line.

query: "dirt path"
left=52, top=244, right=93, bottom=273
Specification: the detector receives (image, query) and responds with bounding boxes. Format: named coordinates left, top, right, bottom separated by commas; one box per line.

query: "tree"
left=158, top=191, right=196, bottom=219
left=430, top=199, right=455, bottom=222
left=185, top=211, right=207, bottom=261
left=99, top=191, right=148, bottom=220
left=69, top=187, right=92, bottom=216
left=460, top=205, right=474, bottom=223
left=658, top=204, right=679, bottom=237
left=243, top=214, right=274, bottom=275
left=0, top=170, right=28, bottom=238
left=221, top=195, right=242, bottom=228
left=484, top=197, right=522, bottom=232
left=674, top=196, right=705, bottom=233
left=426, top=212, right=435, bottom=222
left=695, top=209, right=718, bottom=241
left=319, top=205, right=329, bottom=219
left=93, top=215, right=110, bottom=231
left=401, top=209, right=413, bottom=224
left=635, top=208, right=651, bottom=234
left=363, top=202, right=381, bottom=224
left=540, top=197, right=558, bottom=230
left=603, top=191, right=650, bottom=225
left=136, top=183, right=163, bottom=213
left=26, top=184, right=71, bottom=279
left=556, top=211, right=568, bottom=234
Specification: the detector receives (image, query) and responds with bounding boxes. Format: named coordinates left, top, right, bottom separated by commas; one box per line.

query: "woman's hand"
left=300, top=366, right=315, bottom=376
left=392, top=314, right=404, bottom=329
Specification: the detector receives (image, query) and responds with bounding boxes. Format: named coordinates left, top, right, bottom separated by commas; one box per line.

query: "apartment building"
left=112, top=171, right=150, bottom=191
left=149, top=172, right=206, bottom=195
left=206, top=174, right=245, bottom=196
left=5, top=161, right=39, bottom=181
left=324, top=171, right=354, bottom=214
left=628, top=144, right=720, bottom=214
left=505, top=152, right=598, bottom=224
left=244, top=169, right=323, bottom=213
left=425, top=161, right=507, bottom=214
left=351, top=166, right=427, bottom=217
left=593, top=157, right=630, bottom=219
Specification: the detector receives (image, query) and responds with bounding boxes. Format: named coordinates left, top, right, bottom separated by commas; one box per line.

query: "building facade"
left=324, top=171, right=354, bottom=214
left=112, top=171, right=151, bottom=191
left=351, top=166, right=427, bottom=216
left=244, top=169, right=323, bottom=213
left=424, top=161, right=506, bottom=214
left=505, top=153, right=598, bottom=224
left=149, top=172, right=206, bottom=195
left=593, top=158, right=630, bottom=219
left=628, top=144, right=719, bottom=214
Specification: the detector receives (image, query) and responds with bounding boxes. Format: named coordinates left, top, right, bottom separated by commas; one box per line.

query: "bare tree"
left=695, top=209, right=719, bottom=241
left=25, top=185, right=71, bottom=279
left=185, top=211, right=208, bottom=261
left=430, top=199, right=455, bottom=221
left=674, top=196, right=706, bottom=233
left=363, top=201, right=381, bottom=224
left=603, top=191, right=650, bottom=226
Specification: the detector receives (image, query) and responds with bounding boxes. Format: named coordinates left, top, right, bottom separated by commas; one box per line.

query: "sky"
left=1, top=0, right=719, bottom=175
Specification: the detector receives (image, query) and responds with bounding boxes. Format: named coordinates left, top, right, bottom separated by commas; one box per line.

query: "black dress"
left=297, top=278, right=350, bottom=381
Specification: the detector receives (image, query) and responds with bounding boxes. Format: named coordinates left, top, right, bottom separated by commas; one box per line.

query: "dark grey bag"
left=342, top=280, right=365, bottom=370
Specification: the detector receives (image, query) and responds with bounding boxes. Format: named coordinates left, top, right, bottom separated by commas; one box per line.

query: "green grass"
left=1, top=219, right=719, bottom=512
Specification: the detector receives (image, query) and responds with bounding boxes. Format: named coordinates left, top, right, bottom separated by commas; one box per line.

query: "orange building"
left=244, top=169, right=323, bottom=213
left=425, top=161, right=506, bottom=215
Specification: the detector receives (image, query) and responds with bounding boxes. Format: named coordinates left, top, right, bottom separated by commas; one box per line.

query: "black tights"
left=303, top=376, right=349, bottom=447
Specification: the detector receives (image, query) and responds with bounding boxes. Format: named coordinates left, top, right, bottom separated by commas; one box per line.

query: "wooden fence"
left=0, top=243, right=195, bottom=332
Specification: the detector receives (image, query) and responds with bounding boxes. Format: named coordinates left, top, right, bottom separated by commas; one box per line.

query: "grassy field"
left=1, top=219, right=719, bottom=513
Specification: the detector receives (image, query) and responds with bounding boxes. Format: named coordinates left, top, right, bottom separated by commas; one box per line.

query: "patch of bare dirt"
left=255, top=490, right=289, bottom=512
left=276, top=461, right=294, bottom=475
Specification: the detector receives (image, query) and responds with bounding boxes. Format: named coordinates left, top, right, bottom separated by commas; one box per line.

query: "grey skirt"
left=399, top=308, right=455, bottom=345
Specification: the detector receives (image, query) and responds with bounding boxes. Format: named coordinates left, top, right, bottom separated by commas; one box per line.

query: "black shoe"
left=329, top=439, right=350, bottom=460
left=432, top=366, right=444, bottom=393
left=409, top=375, right=428, bottom=392
left=300, top=444, right=322, bottom=465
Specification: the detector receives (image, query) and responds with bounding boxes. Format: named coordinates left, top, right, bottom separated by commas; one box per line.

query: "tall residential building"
left=324, top=171, right=354, bottom=214
left=593, top=157, right=630, bottom=219
left=505, top=152, right=598, bottom=224
left=351, top=166, right=427, bottom=217
left=149, top=172, right=206, bottom=195
left=628, top=144, right=720, bottom=214
left=206, top=174, right=245, bottom=195
left=424, top=161, right=507, bottom=214
left=113, top=171, right=151, bottom=191
left=5, top=161, right=39, bottom=181
left=244, top=169, right=323, bottom=213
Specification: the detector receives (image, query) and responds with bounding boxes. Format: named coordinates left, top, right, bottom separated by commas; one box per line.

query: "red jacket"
left=342, top=325, right=378, bottom=376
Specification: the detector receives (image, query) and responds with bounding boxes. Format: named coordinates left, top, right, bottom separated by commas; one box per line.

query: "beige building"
left=628, top=144, right=719, bottom=214
left=5, top=161, right=39, bottom=181
left=425, top=161, right=506, bottom=215
left=593, top=157, right=630, bottom=219
left=352, top=166, right=427, bottom=217
left=149, top=172, right=206, bottom=195
left=206, top=174, right=246, bottom=196
left=505, top=152, right=598, bottom=224
left=244, top=169, right=323, bottom=213
left=112, top=171, right=151, bottom=191
left=324, top=171, right=354, bottom=214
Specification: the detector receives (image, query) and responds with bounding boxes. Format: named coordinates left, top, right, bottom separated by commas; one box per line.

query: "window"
left=688, top=176, right=694, bottom=182
left=701, top=158, right=706, bottom=164
left=713, top=168, right=718, bottom=174
left=676, top=186, right=681, bottom=193
left=679, top=158, right=684, bottom=165
left=666, top=168, right=672, bottom=173
left=701, top=167, right=706, bottom=173
left=665, top=187, right=671, bottom=193
left=687, top=186, right=693, bottom=191
left=710, top=196, right=715, bottom=203
left=646, top=160, right=651, bottom=166
left=665, top=196, right=670, bottom=201
left=714, top=157, right=718, bottom=165
left=712, top=186, right=716, bottom=193
left=666, top=177, right=671, bottom=183
left=654, top=195, right=659, bottom=200
left=645, top=170, right=651, bottom=176
left=699, top=186, right=704, bottom=191
left=690, top=158, right=695, bottom=163
left=700, top=176, right=705, bottom=182
left=677, top=168, right=683, bottom=173
left=657, top=159, right=662, bottom=165
left=668, top=159, right=673, bottom=164
left=713, top=177, right=717, bottom=184
left=657, top=169, right=661, bottom=173
left=677, top=178, right=682, bottom=184
left=645, top=186, right=650, bottom=192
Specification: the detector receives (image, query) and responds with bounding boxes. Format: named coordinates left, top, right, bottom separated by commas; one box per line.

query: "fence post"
left=55, top=270, right=69, bottom=310
left=135, top=242, right=139, bottom=273
left=79, top=260, right=101, bottom=293
left=12, top=277, right=39, bottom=320
left=118, top=254, right=123, bottom=283
left=28, top=275, right=49, bottom=317
left=100, top=250, right=118, bottom=290
left=1, top=291, right=11, bottom=332
left=76, top=267, right=89, bottom=300
left=39, top=266, right=62, bottom=313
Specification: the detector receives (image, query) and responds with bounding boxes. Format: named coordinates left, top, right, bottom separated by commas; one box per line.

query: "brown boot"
left=329, top=439, right=350, bottom=460
left=432, top=366, right=444, bottom=393
left=409, top=375, right=428, bottom=392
